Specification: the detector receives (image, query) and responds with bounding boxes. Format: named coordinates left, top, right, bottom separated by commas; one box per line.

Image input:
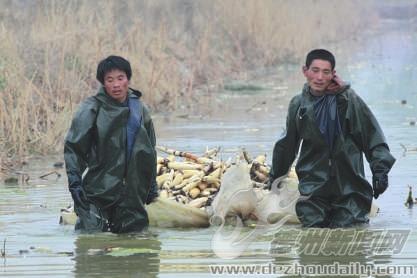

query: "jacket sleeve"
left=347, top=91, right=395, bottom=175
left=269, top=95, right=302, bottom=180
left=143, top=105, right=158, bottom=195
left=64, top=98, right=98, bottom=188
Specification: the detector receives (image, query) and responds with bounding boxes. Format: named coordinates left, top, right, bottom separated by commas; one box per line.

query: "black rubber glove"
left=69, top=182, right=88, bottom=209
left=146, top=182, right=159, bottom=205
left=266, top=176, right=283, bottom=191
left=372, top=173, right=388, bottom=199
left=266, top=178, right=273, bottom=190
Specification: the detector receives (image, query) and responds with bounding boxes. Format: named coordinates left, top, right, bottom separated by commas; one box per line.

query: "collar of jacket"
left=95, top=86, right=142, bottom=106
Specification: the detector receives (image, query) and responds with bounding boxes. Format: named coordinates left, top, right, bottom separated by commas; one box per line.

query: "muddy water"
left=1, top=18, right=417, bottom=278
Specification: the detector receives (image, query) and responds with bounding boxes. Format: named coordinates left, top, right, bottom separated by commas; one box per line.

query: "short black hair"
left=96, top=55, right=132, bottom=84
left=305, top=49, right=335, bottom=70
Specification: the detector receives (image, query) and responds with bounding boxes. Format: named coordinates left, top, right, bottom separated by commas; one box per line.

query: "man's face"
left=103, top=69, right=129, bottom=103
left=303, top=59, right=335, bottom=93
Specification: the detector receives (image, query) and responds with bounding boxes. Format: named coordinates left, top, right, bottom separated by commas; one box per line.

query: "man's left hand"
left=373, top=174, right=388, bottom=199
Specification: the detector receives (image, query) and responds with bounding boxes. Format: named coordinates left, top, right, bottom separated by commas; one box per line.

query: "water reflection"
left=269, top=227, right=414, bottom=277
left=73, top=233, right=161, bottom=277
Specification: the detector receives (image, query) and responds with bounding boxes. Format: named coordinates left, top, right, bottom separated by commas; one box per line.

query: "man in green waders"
left=269, top=49, right=395, bottom=228
left=64, top=56, right=158, bottom=233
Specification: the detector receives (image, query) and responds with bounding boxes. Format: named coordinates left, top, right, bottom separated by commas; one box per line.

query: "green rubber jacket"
left=270, top=84, right=395, bottom=215
left=64, top=87, right=157, bottom=216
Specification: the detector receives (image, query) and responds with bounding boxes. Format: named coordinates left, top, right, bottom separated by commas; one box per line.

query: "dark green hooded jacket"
left=270, top=84, right=395, bottom=226
left=64, top=87, right=157, bottom=229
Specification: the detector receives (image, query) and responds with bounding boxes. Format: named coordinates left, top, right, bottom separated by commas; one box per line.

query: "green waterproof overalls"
left=270, top=84, right=395, bottom=227
left=64, top=87, right=157, bottom=233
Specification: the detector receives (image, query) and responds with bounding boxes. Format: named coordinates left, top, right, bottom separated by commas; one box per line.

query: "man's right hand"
left=266, top=176, right=276, bottom=190
left=69, top=182, right=88, bottom=209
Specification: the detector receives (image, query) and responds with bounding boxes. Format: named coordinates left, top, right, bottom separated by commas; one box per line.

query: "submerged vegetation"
left=0, top=0, right=375, bottom=159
